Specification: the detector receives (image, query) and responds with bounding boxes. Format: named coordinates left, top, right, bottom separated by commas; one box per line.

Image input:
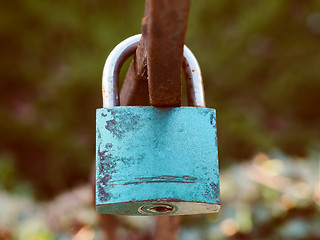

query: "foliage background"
left=0, top=0, right=319, bottom=239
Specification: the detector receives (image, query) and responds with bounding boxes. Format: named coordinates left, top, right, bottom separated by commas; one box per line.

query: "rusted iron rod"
left=121, top=0, right=190, bottom=108
left=120, top=26, right=149, bottom=106
left=144, top=0, right=190, bottom=107
left=154, top=216, right=180, bottom=240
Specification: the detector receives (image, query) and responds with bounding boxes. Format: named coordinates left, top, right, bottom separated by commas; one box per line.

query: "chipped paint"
left=96, top=106, right=220, bottom=215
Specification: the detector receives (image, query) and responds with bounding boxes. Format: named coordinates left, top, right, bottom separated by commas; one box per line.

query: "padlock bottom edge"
left=96, top=200, right=220, bottom=216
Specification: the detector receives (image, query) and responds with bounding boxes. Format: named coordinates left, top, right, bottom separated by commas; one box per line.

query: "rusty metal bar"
left=154, top=216, right=180, bottom=240
left=120, top=20, right=149, bottom=106
left=145, top=0, right=190, bottom=107
left=120, top=0, right=190, bottom=107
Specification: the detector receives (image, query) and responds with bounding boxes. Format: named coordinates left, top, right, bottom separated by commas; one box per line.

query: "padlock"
left=96, top=34, right=220, bottom=216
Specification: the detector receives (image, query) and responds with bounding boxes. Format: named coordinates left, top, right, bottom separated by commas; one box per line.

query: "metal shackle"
left=102, top=34, right=205, bottom=108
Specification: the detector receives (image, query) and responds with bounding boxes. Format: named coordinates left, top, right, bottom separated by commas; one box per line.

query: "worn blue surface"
left=96, top=106, right=220, bottom=215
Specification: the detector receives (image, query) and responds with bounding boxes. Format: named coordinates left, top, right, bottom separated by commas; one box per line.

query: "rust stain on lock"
left=111, top=175, right=198, bottom=186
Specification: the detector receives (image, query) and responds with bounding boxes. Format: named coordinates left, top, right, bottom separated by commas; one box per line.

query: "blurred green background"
left=0, top=0, right=319, bottom=239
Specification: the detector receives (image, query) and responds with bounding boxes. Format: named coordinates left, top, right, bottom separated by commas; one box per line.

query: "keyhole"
left=140, top=204, right=175, bottom=214
left=149, top=205, right=174, bottom=213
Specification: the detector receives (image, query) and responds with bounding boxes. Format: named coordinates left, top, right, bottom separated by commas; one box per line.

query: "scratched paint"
left=96, top=106, right=220, bottom=215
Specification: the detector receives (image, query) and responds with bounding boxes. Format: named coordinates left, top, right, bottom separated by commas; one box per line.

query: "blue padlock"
left=96, top=34, right=220, bottom=215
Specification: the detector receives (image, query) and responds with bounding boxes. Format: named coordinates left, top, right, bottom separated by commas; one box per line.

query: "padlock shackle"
left=183, top=45, right=206, bottom=108
left=102, top=34, right=205, bottom=108
left=102, top=35, right=140, bottom=108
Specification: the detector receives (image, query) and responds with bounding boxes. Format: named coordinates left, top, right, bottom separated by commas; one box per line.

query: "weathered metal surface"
left=120, top=18, right=149, bottom=107
left=96, top=106, right=220, bottom=215
left=120, top=0, right=191, bottom=108
left=145, top=0, right=190, bottom=107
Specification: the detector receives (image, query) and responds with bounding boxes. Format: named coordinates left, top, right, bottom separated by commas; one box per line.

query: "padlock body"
left=96, top=106, right=220, bottom=215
